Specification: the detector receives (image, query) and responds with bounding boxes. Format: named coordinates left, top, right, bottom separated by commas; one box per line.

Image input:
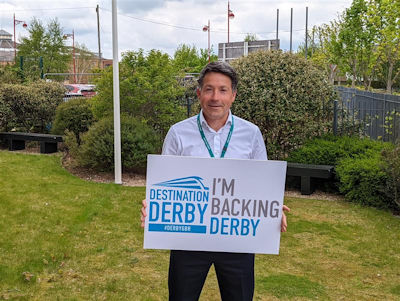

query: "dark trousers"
left=168, top=250, right=255, bottom=301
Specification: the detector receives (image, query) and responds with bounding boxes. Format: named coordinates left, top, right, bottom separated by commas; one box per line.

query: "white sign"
left=143, top=155, right=287, bottom=254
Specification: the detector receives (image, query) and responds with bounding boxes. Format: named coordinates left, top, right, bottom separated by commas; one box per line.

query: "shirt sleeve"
left=251, top=127, right=268, bottom=160
left=162, top=126, right=180, bottom=156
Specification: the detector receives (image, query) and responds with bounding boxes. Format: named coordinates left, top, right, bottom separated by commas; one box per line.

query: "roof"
left=0, top=29, right=12, bottom=37
left=0, top=39, right=14, bottom=49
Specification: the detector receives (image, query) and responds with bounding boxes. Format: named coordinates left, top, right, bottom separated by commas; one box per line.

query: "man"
left=141, top=61, right=290, bottom=301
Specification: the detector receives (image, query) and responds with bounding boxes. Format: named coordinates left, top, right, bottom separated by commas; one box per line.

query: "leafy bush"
left=0, top=65, right=21, bottom=85
left=0, top=81, right=64, bottom=132
left=91, top=49, right=186, bottom=139
left=336, top=154, right=390, bottom=209
left=287, top=135, right=388, bottom=165
left=70, top=115, right=161, bottom=173
left=231, top=50, right=335, bottom=159
left=0, top=93, right=14, bottom=132
left=288, top=135, right=397, bottom=210
left=381, top=144, right=400, bottom=210
left=52, top=98, right=94, bottom=143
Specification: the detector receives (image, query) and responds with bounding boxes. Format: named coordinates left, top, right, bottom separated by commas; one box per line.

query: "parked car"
left=64, top=84, right=96, bottom=101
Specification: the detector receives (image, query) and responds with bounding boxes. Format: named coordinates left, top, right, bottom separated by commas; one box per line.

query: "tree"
left=17, top=18, right=70, bottom=81
left=244, top=33, right=257, bottom=42
left=92, top=49, right=186, bottom=138
left=370, top=0, right=400, bottom=93
left=173, top=44, right=217, bottom=74
left=297, top=22, right=344, bottom=84
left=74, top=42, right=98, bottom=83
left=336, top=0, right=378, bottom=88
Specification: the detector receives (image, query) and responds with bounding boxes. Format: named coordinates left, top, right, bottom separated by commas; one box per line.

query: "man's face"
left=197, top=72, right=236, bottom=123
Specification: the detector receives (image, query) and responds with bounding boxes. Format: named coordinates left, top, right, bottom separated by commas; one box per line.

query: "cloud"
left=0, top=0, right=353, bottom=59
left=118, top=0, right=166, bottom=14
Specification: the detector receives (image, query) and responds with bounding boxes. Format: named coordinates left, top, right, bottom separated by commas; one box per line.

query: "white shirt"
left=162, top=110, right=267, bottom=160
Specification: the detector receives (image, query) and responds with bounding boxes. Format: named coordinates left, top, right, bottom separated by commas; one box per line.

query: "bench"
left=286, top=162, right=335, bottom=195
left=0, top=132, right=63, bottom=154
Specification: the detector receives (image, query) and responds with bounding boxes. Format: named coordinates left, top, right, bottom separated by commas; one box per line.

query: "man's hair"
left=197, top=61, right=238, bottom=92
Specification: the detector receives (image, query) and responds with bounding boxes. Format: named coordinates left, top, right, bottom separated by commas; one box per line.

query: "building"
left=218, top=39, right=280, bottom=63
left=0, top=30, right=16, bottom=65
left=63, top=47, right=112, bottom=84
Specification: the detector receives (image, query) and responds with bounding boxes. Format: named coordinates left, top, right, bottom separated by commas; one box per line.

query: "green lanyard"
left=197, top=113, right=234, bottom=158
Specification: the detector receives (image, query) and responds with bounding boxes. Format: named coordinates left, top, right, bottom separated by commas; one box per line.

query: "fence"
left=335, top=86, right=400, bottom=143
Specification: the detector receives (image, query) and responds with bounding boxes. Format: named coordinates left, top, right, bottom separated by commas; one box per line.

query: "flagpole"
left=227, top=1, right=234, bottom=43
left=228, top=1, right=230, bottom=43
left=112, top=0, right=122, bottom=184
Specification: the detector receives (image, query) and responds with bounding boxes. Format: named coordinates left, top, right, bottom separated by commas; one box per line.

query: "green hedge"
left=67, top=115, right=161, bottom=173
left=0, top=81, right=64, bottom=132
left=336, top=154, right=390, bottom=209
left=287, top=135, right=398, bottom=211
left=52, top=98, right=94, bottom=143
left=381, top=144, right=400, bottom=210
left=287, top=135, right=387, bottom=166
left=231, top=50, right=334, bottom=160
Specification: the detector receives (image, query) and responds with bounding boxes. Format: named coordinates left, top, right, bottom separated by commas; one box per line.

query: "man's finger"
left=281, top=213, right=287, bottom=232
left=141, top=206, right=147, bottom=217
left=141, top=199, right=147, bottom=228
left=283, top=205, right=290, bottom=212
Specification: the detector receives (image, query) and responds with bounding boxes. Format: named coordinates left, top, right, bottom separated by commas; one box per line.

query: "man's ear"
left=196, top=88, right=201, bottom=98
left=232, top=90, right=237, bottom=99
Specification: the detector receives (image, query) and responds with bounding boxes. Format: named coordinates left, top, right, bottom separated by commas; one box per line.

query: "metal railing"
left=335, top=86, right=400, bottom=143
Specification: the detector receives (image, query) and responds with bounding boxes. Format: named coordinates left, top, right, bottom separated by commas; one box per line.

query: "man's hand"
left=141, top=199, right=147, bottom=228
left=281, top=205, right=290, bottom=233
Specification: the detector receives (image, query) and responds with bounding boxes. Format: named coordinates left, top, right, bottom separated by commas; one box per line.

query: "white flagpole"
left=112, top=0, right=122, bottom=184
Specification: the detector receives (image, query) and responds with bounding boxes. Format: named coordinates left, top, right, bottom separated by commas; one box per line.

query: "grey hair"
left=197, top=61, right=238, bottom=92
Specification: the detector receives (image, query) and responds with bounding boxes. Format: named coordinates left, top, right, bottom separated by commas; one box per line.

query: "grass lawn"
left=0, top=150, right=400, bottom=300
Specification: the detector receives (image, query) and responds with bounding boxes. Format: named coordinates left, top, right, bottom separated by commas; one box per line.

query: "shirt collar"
left=200, top=110, right=232, bottom=133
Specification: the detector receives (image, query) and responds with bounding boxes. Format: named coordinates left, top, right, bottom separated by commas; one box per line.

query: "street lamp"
left=63, top=30, right=76, bottom=84
left=13, top=14, right=27, bottom=61
left=203, top=20, right=210, bottom=63
left=227, top=1, right=234, bottom=43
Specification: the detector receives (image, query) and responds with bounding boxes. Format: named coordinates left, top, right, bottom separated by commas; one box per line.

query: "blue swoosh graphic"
left=153, top=176, right=209, bottom=190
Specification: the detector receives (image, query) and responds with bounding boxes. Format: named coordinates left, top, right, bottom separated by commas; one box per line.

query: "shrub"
left=0, top=65, right=21, bottom=85
left=336, top=154, right=390, bottom=209
left=287, top=135, right=389, bottom=166
left=0, top=81, right=64, bottom=132
left=52, top=98, right=94, bottom=143
left=287, top=135, right=397, bottom=210
left=0, top=94, right=14, bottom=132
left=231, top=50, right=335, bottom=159
left=73, top=115, right=161, bottom=173
left=381, top=144, right=400, bottom=211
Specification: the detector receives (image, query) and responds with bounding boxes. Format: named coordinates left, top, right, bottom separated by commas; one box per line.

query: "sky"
left=0, top=0, right=353, bottom=60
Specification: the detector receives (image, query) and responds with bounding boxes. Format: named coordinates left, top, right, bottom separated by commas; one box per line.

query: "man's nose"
left=210, top=91, right=222, bottom=100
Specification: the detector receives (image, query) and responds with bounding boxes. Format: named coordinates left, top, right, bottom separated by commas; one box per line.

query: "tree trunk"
left=387, top=62, right=393, bottom=94
left=352, top=64, right=357, bottom=88
left=363, top=74, right=369, bottom=90
left=352, top=77, right=356, bottom=88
